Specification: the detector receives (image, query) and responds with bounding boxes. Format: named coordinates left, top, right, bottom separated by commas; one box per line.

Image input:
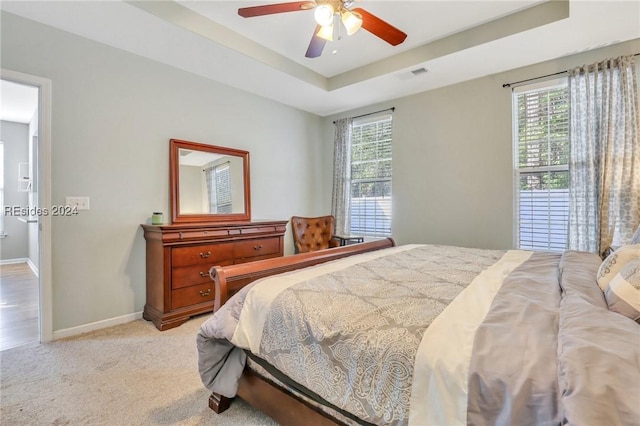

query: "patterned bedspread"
left=197, top=245, right=640, bottom=425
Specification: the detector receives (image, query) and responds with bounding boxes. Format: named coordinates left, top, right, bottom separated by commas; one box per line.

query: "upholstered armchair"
left=291, top=215, right=340, bottom=253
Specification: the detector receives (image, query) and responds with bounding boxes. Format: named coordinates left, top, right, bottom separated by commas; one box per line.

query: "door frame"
left=1, top=68, right=53, bottom=343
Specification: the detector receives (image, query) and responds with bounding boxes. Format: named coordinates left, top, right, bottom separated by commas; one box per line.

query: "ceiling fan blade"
left=238, top=2, right=314, bottom=18
left=352, top=7, right=407, bottom=46
left=305, top=25, right=326, bottom=58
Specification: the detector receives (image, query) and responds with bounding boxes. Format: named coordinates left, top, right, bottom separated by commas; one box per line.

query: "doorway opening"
left=0, top=70, right=52, bottom=350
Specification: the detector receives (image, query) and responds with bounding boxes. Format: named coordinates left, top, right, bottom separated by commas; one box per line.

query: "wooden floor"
left=0, top=263, right=39, bottom=351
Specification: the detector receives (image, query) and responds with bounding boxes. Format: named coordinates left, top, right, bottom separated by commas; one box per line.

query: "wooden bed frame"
left=207, top=238, right=395, bottom=425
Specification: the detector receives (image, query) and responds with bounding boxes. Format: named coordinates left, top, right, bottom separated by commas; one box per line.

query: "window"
left=513, top=81, right=570, bottom=252
left=209, top=162, right=231, bottom=214
left=349, top=114, right=393, bottom=236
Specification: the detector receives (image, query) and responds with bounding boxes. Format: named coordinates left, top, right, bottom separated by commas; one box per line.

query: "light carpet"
left=0, top=316, right=278, bottom=425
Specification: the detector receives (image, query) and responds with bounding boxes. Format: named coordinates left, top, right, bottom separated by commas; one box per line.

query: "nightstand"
left=334, top=234, right=365, bottom=246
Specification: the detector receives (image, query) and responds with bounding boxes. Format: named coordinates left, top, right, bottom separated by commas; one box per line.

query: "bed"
left=196, top=238, right=640, bottom=426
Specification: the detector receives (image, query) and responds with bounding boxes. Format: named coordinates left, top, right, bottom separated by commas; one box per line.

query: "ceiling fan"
left=237, top=1, right=408, bottom=58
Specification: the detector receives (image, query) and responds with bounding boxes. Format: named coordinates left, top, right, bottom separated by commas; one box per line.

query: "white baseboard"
left=0, top=258, right=28, bottom=265
left=26, top=258, right=39, bottom=277
left=52, top=311, right=144, bottom=340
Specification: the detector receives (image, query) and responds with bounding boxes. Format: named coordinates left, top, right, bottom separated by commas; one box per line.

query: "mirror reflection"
left=170, top=139, right=251, bottom=223
left=178, top=149, right=246, bottom=215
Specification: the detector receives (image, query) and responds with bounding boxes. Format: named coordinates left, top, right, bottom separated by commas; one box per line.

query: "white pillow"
left=604, top=259, right=640, bottom=323
left=631, top=226, right=640, bottom=245
left=597, top=245, right=640, bottom=291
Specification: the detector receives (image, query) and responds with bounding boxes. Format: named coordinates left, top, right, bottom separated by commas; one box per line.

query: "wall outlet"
left=65, top=196, right=90, bottom=211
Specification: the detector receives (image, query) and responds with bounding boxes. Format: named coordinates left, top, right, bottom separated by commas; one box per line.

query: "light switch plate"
left=65, top=196, right=90, bottom=211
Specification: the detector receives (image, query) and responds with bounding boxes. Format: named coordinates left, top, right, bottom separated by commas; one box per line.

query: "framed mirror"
left=170, top=139, right=251, bottom=223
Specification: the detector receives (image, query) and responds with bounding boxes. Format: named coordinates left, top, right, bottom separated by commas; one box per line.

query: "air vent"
left=411, top=67, right=428, bottom=76
left=396, top=67, right=430, bottom=81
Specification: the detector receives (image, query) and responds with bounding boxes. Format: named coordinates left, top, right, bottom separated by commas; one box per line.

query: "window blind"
left=514, top=82, right=570, bottom=252
left=214, top=163, right=232, bottom=214
left=350, top=114, right=392, bottom=236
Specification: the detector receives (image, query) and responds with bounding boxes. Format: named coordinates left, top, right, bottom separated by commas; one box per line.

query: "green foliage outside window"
left=517, top=87, right=570, bottom=190
left=351, top=119, right=392, bottom=198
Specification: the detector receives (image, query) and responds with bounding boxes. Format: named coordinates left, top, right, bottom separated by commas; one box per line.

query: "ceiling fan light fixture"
left=316, top=23, right=334, bottom=41
left=341, top=9, right=362, bottom=36
left=314, top=4, right=334, bottom=27
left=237, top=1, right=408, bottom=58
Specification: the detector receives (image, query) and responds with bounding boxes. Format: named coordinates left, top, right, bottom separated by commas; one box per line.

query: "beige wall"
left=323, top=39, right=640, bottom=249
left=1, top=11, right=325, bottom=331
left=177, top=164, right=202, bottom=213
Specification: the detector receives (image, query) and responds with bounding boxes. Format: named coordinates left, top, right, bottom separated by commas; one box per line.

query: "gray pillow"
left=604, top=259, right=640, bottom=323
left=597, top=245, right=640, bottom=291
left=631, top=226, right=640, bottom=245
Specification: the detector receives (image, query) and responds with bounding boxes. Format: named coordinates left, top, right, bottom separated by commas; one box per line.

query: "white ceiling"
left=179, top=149, right=225, bottom=167
left=0, top=80, right=38, bottom=124
left=1, top=1, right=639, bottom=117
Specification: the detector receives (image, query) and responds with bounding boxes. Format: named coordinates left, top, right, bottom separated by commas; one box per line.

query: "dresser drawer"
left=171, top=283, right=214, bottom=310
left=172, top=261, right=232, bottom=289
left=234, top=237, right=281, bottom=259
left=172, top=242, right=235, bottom=267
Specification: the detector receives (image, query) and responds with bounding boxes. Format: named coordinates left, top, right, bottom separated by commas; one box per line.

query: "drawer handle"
left=199, top=271, right=208, bottom=278
left=199, top=289, right=212, bottom=297
left=254, top=245, right=263, bottom=251
left=200, top=251, right=212, bottom=258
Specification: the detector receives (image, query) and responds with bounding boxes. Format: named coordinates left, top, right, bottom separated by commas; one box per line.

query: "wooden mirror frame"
left=170, top=139, right=251, bottom=223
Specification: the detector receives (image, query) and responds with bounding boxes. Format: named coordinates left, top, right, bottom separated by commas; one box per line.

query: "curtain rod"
left=333, top=107, right=395, bottom=124
left=502, top=52, right=640, bottom=88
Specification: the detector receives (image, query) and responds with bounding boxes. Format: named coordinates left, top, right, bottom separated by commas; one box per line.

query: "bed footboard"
left=209, top=237, right=395, bottom=311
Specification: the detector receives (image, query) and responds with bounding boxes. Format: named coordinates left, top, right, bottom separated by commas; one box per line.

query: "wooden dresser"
left=141, top=220, right=287, bottom=330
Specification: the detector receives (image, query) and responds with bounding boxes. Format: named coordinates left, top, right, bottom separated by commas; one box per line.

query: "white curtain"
left=568, top=55, right=640, bottom=256
left=331, top=118, right=353, bottom=236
